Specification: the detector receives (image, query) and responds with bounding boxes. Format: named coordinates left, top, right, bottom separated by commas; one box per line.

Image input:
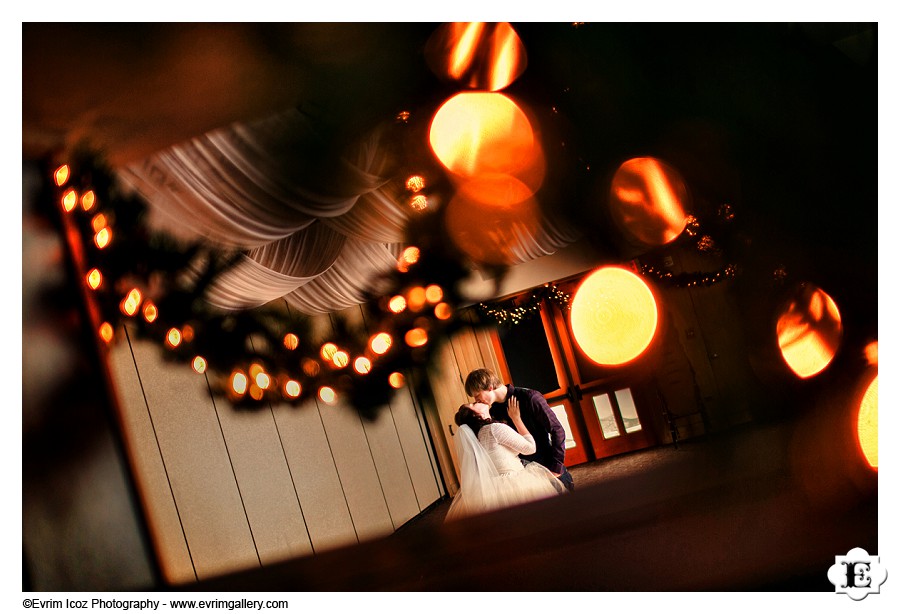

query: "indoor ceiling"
left=22, top=22, right=878, bottom=330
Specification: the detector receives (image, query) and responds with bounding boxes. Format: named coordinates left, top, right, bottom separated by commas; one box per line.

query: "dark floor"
left=395, top=432, right=723, bottom=534
left=195, top=415, right=878, bottom=591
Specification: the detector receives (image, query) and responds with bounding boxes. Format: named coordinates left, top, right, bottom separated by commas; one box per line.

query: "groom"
left=464, top=368, right=575, bottom=491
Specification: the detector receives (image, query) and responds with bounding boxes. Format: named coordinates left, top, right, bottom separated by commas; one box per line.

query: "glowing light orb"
left=370, top=332, right=393, bottom=355
left=405, top=328, right=428, bottom=347
left=388, top=372, right=406, bottom=389
left=864, top=341, right=878, bottom=366
left=62, top=189, right=78, bottom=213
left=81, top=190, right=96, bottom=211
left=406, top=175, right=426, bottom=192
left=120, top=288, right=142, bottom=317
left=283, top=333, right=299, bottom=350
left=255, top=371, right=271, bottom=390
left=410, top=195, right=428, bottom=211
left=407, top=287, right=427, bottom=311
left=388, top=295, right=407, bottom=313
left=429, top=92, right=536, bottom=179
left=857, top=375, right=877, bottom=468
left=94, top=227, right=111, bottom=249
left=354, top=357, right=372, bottom=374
left=434, top=303, right=453, bottom=320
left=398, top=246, right=420, bottom=272
left=86, top=268, right=102, bottom=290
left=302, top=359, right=321, bottom=377
left=445, top=179, right=543, bottom=265
left=91, top=213, right=108, bottom=232
left=320, top=343, right=338, bottom=361
left=283, top=380, right=301, bottom=399
left=231, top=371, right=248, bottom=395
left=318, top=386, right=337, bottom=405
left=54, top=165, right=69, bottom=186
left=777, top=284, right=842, bottom=379
left=98, top=322, right=114, bottom=343
left=425, top=285, right=444, bottom=303
left=165, top=328, right=182, bottom=348
left=424, top=22, right=527, bottom=91
left=142, top=302, right=158, bottom=323
left=332, top=350, right=350, bottom=369
left=609, top=157, right=690, bottom=247
left=570, top=267, right=659, bottom=366
left=192, top=356, right=207, bottom=374
left=182, top=325, right=194, bottom=343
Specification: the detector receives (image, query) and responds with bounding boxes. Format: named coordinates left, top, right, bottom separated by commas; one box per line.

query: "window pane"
left=549, top=404, right=578, bottom=449
left=615, top=388, right=642, bottom=433
left=592, top=394, right=620, bottom=438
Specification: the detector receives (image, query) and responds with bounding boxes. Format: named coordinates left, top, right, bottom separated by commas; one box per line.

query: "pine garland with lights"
left=47, top=149, right=478, bottom=419
left=477, top=283, right=571, bottom=326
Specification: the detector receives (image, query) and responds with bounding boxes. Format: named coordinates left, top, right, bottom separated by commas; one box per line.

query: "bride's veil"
left=444, top=424, right=501, bottom=521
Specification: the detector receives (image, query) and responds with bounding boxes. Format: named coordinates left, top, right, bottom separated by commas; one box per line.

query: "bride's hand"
left=508, top=396, right=521, bottom=421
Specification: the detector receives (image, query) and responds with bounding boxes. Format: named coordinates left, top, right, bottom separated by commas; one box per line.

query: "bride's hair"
left=454, top=404, right=494, bottom=433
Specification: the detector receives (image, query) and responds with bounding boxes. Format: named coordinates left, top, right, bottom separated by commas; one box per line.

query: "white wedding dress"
left=444, top=422, right=566, bottom=522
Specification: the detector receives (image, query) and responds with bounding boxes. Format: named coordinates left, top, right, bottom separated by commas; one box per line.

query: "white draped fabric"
left=116, top=107, right=581, bottom=315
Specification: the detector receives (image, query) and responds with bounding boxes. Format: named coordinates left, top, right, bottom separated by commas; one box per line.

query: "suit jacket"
left=490, top=384, right=567, bottom=474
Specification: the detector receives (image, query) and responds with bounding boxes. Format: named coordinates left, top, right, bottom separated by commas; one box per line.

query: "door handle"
left=448, top=424, right=455, bottom=436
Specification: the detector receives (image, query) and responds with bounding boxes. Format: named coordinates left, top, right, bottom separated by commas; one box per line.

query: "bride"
left=444, top=396, right=566, bottom=522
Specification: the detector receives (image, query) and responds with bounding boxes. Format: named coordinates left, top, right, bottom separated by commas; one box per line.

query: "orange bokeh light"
left=86, top=268, right=102, bottom=290
left=570, top=267, right=659, bottom=366
left=857, top=374, right=877, bottom=469
left=94, top=227, right=111, bottom=249
left=192, top=356, right=207, bottom=374
left=120, top=288, right=143, bottom=317
left=91, top=213, right=108, bottom=233
left=81, top=190, right=96, bottom=211
left=425, top=285, right=444, bottom=304
left=231, top=371, right=248, bottom=395
left=388, top=295, right=407, bottom=313
left=284, top=379, right=301, bottom=399
left=405, top=328, right=428, bottom=347
left=354, top=356, right=372, bottom=374
left=320, top=343, right=338, bottom=361
left=54, top=165, right=70, bottom=187
left=283, top=333, right=299, bottom=350
left=99, top=322, right=114, bottom=343
left=166, top=328, right=182, bottom=348
left=318, top=386, right=337, bottom=405
left=776, top=285, right=842, bottom=379
left=406, top=175, right=426, bottom=192
left=332, top=350, right=350, bottom=369
left=609, top=157, right=690, bottom=247
left=370, top=332, right=393, bottom=355
left=434, top=302, right=453, bottom=320
left=388, top=372, right=406, bottom=389
left=425, top=22, right=527, bottom=91
left=407, top=287, right=427, bottom=311
left=143, top=301, right=158, bottom=323
left=429, top=92, right=538, bottom=181
left=62, top=189, right=78, bottom=213
left=444, top=177, right=543, bottom=266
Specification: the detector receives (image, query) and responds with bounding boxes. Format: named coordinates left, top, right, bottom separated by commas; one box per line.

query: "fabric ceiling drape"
left=116, top=107, right=581, bottom=315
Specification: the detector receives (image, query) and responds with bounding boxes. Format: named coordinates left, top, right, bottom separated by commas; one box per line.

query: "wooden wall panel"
left=125, top=337, right=259, bottom=580
left=271, top=402, right=358, bottom=553
left=359, top=400, right=425, bottom=528
left=383, top=386, right=445, bottom=511
left=214, top=404, right=314, bottom=564
left=105, top=332, right=195, bottom=585
left=106, top=308, right=445, bottom=583
left=318, top=400, right=394, bottom=542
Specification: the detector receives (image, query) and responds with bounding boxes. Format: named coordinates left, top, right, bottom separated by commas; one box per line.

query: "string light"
left=86, top=268, right=102, bottom=290
left=479, top=283, right=571, bottom=326
left=192, top=356, right=207, bottom=374
left=637, top=262, right=737, bottom=288
left=61, top=189, right=78, bottom=213
left=54, top=165, right=69, bottom=187
left=80, top=190, right=96, bottom=211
